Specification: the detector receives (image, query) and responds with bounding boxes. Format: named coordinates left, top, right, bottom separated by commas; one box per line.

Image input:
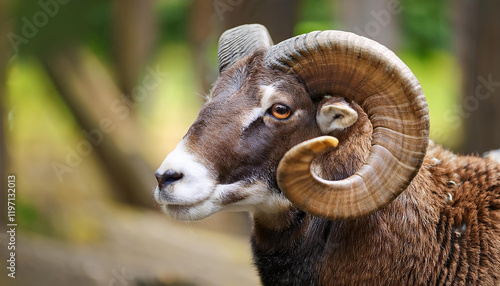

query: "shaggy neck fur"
left=251, top=116, right=500, bottom=285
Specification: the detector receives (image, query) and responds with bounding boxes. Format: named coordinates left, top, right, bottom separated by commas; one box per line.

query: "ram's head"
left=155, top=24, right=430, bottom=221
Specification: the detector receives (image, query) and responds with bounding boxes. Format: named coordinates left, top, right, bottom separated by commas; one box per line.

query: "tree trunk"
left=217, top=0, right=298, bottom=43
left=335, top=0, right=401, bottom=51
left=189, top=0, right=216, bottom=94
left=112, top=0, right=156, bottom=100
left=41, top=47, right=156, bottom=209
left=454, top=0, right=500, bottom=154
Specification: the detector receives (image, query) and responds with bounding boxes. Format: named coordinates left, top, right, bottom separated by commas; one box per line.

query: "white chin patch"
left=159, top=199, right=222, bottom=221
left=155, top=140, right=219, bottom=220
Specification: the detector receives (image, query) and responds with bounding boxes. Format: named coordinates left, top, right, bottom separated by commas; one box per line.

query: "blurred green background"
left=1, top=0, right=499, bottom=285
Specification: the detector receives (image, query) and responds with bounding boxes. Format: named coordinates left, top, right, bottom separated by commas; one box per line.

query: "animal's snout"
left=155, top=169, right=183, bottom=189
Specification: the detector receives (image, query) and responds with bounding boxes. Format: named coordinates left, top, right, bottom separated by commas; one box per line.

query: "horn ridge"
left=267, top=30, right=430, bottom=220
left=218, top=24, right=274, bottom=73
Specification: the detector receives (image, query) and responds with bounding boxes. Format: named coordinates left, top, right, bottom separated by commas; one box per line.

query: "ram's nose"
left=155, top=169, right=184, bottom=189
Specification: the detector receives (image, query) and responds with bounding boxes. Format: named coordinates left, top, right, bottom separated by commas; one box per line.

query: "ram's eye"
left=270, top=104, right=292, bottom=120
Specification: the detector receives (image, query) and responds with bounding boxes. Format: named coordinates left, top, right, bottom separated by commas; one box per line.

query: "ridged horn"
left=218, top=24, right=273, bottom=73
left=266, top=31, right=430, bottom=220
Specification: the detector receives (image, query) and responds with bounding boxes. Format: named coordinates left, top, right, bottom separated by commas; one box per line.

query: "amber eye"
left=270, top=104, right=292, bottom=120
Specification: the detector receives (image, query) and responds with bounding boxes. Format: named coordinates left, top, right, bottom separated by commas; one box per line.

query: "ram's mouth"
left=153, top=185, right=219, bottom=221
left=160, top=198, right=220, bottom=221
left=164, top=200, right=206, bottom=209
left=154, top=185, right=213, bottom=205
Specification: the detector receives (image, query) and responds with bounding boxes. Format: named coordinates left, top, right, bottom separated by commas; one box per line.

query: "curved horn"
left=266, top=31, right=430, bottom=220
left=218, top=24, right=273, bottom=73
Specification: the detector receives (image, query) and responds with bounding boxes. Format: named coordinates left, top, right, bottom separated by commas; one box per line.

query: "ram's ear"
left=218, top=24, right=274, bottom=73
left=316, top=96, right=358, bottom=134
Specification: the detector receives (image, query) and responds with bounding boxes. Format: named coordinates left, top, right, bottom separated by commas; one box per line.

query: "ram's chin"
left=160, top=200, right=222, bottom=221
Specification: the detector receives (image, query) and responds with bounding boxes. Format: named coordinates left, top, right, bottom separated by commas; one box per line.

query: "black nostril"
left=155, top=169, right=183, bottom=188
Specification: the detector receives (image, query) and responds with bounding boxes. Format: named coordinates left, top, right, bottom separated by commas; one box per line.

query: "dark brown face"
left=187, top=54, right=320, bottom=187
left=153, top=53, right=322, bottom=220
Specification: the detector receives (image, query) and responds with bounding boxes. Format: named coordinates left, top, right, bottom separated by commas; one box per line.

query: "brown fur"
left=176, top=52, right=500, bottom=285
left=252, top=113, right=500, bottom=285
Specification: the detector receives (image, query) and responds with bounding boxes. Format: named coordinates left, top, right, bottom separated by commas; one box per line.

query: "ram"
left=154, top=24, right=500, bottom=285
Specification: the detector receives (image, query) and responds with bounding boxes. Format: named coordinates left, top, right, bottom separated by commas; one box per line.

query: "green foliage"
left=9, top=0, right=453, bottom=61
left=83, top=1, right=113, bottom=60
left=399, top=50, right=462, bottom=149
left=156, top=0, right=193, bottom=43
left=17, top=198, right=56, bottom=236
left=11, top=0, right=111, bottom=57
left=400, top=0, right=452, bottom=56
left=10, top=0, right=197, bottom=58
left=295, top=0, right=338, bottom=35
